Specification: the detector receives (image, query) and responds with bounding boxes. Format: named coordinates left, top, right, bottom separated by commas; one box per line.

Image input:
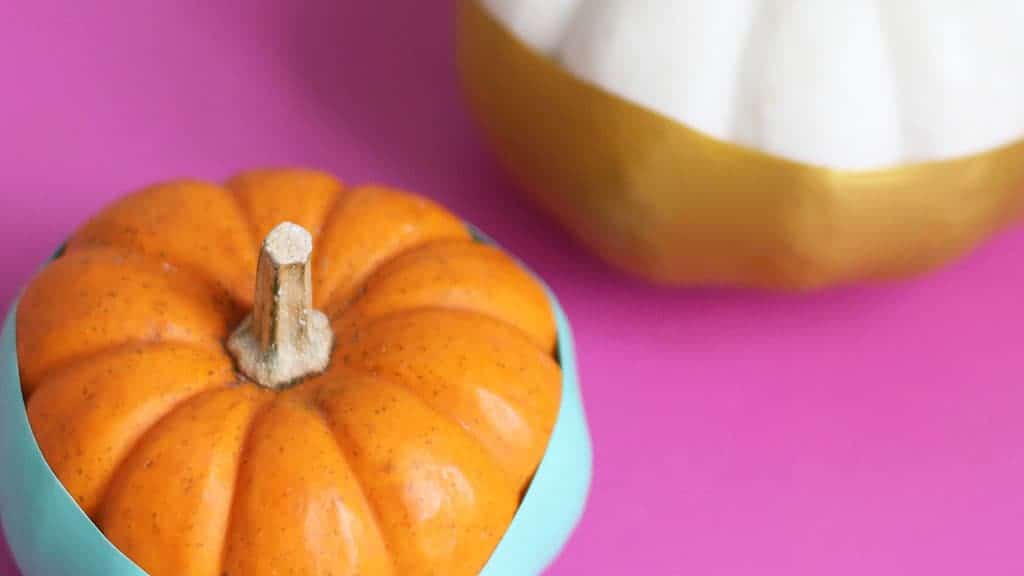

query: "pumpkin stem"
left=227, top=222, right=334, bottom=389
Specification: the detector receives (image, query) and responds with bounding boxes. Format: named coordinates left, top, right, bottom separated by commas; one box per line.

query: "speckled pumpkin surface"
left=15, top=168, right=562, bottom=576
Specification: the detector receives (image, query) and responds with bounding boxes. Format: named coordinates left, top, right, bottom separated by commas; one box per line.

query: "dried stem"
left=227, top=222, right=333, bottom=389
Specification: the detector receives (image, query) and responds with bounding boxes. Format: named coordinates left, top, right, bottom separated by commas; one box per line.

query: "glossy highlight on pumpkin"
left=15, top=168, right=563, bottom=576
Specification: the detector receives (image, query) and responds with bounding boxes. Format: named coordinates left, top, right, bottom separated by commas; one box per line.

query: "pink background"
left=2, top=2, right=1023, bottom=575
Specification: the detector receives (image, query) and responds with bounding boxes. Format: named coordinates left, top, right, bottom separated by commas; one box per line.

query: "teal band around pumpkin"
left=0, top=234, right=592, bottom=576
left=476, top=232, right=592, bottom=576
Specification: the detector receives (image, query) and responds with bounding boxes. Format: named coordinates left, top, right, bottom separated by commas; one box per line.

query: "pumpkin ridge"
left=28, top=343, right=237, bottom=518
left=62, top=237, right=250, bottom=317
left=315, top=186, right=472, bottom=315
left=306, top=382, right=399, bottom=571
left=312, top=187, right=369, bottom=311
left=91, top=383, right=247, bottom=522
left=342, top=304, right=558, bottom=361
left=24, top=339, right=230, bottom=402
left=318, top=370, right=519, bottom=490
left=27, top=338, right=229, bottom=403
left=63, top=181, right=258, bottom=308
left=226, top=168, right=346, bottom=252
left=222, top=180, right=262, bottom=261
left=323, top=237, right=474, bottom=315
left=109, top=246, right=249, bottom=315
left=321, top=231, right=483, bottom=320
left=16, top=247, right=238, bottom=394
left=306, top=180, right=356, bottom=309
left=333, top=307, right=556, bottom=485
left=310, top=173, right=351, bottom=251
left=219, top=394, right=396, bottom=574
left=342, top=305, right=559, bottom=369
left=337, top=237, right=558, bottom=353
left=215, top=393, right=277, bottom=575
left=313, top=374, right=519, bottom=572
left=97, top=385, right=272, bottom=575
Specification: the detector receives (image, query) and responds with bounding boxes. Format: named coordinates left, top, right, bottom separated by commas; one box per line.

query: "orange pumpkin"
left=15, top=168, right=562, bottom=576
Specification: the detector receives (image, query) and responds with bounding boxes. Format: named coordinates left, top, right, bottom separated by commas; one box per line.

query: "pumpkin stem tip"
left=227, top=222, right=334, bottom=389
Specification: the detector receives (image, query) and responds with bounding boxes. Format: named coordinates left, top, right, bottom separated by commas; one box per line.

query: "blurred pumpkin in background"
left=457, top=0, right=1024, bottom=289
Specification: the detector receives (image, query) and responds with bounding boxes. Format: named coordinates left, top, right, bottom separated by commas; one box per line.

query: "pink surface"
left=1, top=2, right=1023, bottom=575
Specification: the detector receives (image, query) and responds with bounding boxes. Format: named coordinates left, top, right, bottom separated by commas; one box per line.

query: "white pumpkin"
left=480, top=0, right=1024, bottom=170
left=457, top=0, right=1024, bottom=288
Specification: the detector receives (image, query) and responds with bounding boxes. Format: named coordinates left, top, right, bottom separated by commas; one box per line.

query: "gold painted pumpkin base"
left=456, top=0, right=1024, bottom=289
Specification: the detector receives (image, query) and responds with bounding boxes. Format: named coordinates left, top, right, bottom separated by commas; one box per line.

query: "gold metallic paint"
left=457, top=0, right=1024, bottom=289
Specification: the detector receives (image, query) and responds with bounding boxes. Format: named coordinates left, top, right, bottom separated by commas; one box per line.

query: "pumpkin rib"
left=313, top=373, right=519, bottom=574
left=220, top=395, right=395, bottom=575
left=323, top=237, right=476, bottom=320
left=67, top=243, right=249, bottom=316
left=309, top=186, right=358, bottom=311
left=226, top=168, right=346, bottom=253
left=334, top=307, right=561, bottom=487
left=313, top=186, right=472, bottom=314
left=17, top=247, right=238, bottom=394
left=316, top=367, right=518, bottom=489
left=28, top=342, right=239, bottom=517
left=321, top=230, right=466, bottom=313
left=340, top=303, right=560, bottom=373
left=310, top=394, right=422, bottom=572
left=339, top=301, right=559, bottom=364
left=98, top=386, right=273, bottom=576
left=74, top=227, right=253, bottom=313
left=215, top=395, right=277, bottom=575
left=318, top=440, right=397, bottom=567
left=223, top=184, right=262, bottom=261
left=23, top=337, right=229, bottom=403
left=25, top=338, right=228, bottom=404
left=302, top=384, right=399, bottom=568
left=340, top=238, right=558, bottom=353
left=313, top=187, right=363, bottom=310
left=63, top=180, right=259, bottom=308
left=90, top=383, right=248, bottom=520
left=318, top=234, right=480, bottom=322
left=62, top=238, right=247, bottom=321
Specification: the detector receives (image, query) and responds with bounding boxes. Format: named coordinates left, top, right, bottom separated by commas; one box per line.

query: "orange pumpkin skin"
left=17, top=168, right=561, bottom=576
